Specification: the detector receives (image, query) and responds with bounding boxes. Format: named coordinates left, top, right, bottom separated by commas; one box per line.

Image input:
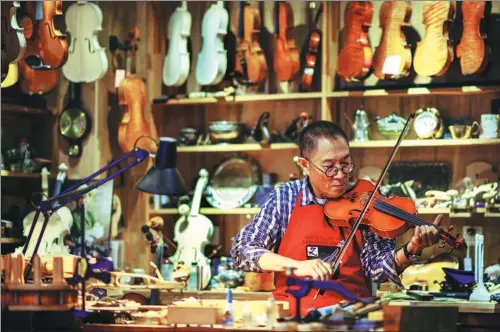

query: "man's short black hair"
left=298, top=121, right=349, bottom=158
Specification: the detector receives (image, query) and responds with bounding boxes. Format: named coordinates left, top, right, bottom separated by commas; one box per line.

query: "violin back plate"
left=62, top=1, right=108, bottom=83
left=163, top=3, right=192, bottom=87
left=195, top=2, right=228, bottom=86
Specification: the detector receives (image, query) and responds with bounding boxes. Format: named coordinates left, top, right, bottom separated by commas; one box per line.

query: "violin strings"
left=373, top=198, right=444, bottom=232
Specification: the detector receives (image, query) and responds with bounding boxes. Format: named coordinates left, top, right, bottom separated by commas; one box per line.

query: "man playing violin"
left=231, top=121, right=443, bottom=316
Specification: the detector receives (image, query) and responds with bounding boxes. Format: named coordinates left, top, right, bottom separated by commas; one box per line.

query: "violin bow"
left=314, top=112, right=416, bottom=300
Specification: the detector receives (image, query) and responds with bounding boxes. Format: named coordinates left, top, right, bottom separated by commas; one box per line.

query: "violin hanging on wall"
left=112, top=28, right=158, bottom=153
left=372, top=1, right=412, bottom=80
left=163, top=1, right=192, bottom=87
left=337, top=1, right=373, bottom=82
left=273, top=1, right=300, bottom=83
left=21, top=1, right=68, bottom=70
left=456, top=1, right=490, bottom=76
left=233, top=1, right=267, bottom=85
left=300, top=3, right=323, bottom=92
left=1, top=1, right=26, bottom=65
left=62, top=0, right=108, bottom=83
left=413, top=1, right=456, bottom=77
left=1, top=1, right=26, bottom=88
left=195, top=1, right=228, bottom=87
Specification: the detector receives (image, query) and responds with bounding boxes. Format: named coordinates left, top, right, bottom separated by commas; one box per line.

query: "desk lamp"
left=21, top=136, right=188, bottom=316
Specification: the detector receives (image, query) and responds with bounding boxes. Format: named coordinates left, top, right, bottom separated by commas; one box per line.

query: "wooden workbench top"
left=388, top=300, right=499, bottom=313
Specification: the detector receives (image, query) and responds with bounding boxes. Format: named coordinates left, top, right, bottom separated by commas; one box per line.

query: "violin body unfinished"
left=337, top=1, right=373, bottom=82
left=414, top=1, right=456, bottom=77
left=274, top=1, right=300, bottom=82
left=1, top=1, right=26, bottom=65
left=233, top=2, right=267, bottom=85
left=164, top=1, right=192, bottom=87
left=456, top=1, right=490, bottom=76
left=372, top=1, right=412, bottom=80
left=195, top=1, right=228, bottom=86
left=62, top=1, right=108, bottom=83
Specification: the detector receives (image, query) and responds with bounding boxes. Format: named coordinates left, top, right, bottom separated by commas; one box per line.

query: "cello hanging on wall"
left=111, top=28, right=158, bottom=153
left=273, top=1, right=300, bottom=83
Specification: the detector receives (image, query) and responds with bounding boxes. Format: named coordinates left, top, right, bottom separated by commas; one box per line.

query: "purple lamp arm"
left=22, top=147, right=150, bottom=270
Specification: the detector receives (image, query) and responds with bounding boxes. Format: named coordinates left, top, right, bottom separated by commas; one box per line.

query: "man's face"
left=299, top=137, right=352, bottom=199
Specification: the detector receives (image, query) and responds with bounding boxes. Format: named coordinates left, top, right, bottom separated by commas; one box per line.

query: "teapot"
left=346, top=106, right=371, bottom=142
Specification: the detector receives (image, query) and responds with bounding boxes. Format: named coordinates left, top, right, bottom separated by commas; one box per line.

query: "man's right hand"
left=293, top=259, right=333, bottom=281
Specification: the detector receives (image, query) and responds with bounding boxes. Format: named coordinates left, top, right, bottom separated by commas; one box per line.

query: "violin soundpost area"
left=1, top=1, right=500, bottom=331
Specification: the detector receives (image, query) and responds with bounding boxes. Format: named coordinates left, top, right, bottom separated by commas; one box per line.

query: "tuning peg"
left=438, top=239, right=446, bottom=248
left=447, top=225, right=454, bottom=232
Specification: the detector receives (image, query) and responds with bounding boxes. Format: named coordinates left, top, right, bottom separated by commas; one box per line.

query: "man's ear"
left=297, top=157, right=309, bottom=176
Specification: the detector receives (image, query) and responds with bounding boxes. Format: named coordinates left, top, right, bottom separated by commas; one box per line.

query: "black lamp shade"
left=136, top=137, right=188, bottom=195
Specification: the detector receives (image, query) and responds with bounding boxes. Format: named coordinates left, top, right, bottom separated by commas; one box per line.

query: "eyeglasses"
left=306, top=158, right=356, bottom=178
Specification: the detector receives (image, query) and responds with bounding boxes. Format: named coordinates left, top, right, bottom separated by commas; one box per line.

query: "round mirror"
left=206, top=154, right=261, bottom=209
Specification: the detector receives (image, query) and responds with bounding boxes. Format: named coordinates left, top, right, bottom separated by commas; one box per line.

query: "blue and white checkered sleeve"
left=230, top=190, right=281, bottom=273
left=360, top=228, right=404, bottom=289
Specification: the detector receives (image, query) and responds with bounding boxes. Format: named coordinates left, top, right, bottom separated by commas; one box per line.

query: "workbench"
left=82, top=300, right=499, bottom=332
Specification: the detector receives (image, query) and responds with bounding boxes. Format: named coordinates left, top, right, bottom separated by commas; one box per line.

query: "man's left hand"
left=407, top=214, right=443, bottom=254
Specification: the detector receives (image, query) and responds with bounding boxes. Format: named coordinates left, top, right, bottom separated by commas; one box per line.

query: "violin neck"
left=373, top=199, right=441, bottom=232
left=274, top=2, right=280, bottom=36
left=238, top=2, right=245, bottom=39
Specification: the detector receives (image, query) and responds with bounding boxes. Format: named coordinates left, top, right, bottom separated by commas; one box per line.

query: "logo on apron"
left=306, top=240, right=344, bottom=264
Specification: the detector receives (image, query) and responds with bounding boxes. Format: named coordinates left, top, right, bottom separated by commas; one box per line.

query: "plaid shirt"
left=230, top=177, right=403, bottom=288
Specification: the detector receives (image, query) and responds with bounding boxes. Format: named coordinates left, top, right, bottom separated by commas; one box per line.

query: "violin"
left=116, top=28, right=158, bottom=153
left=195, top=1, right=228, bottom=86
left=62, top=0, right=108, bottom=83
left=164, top=1, right=192, bottom=87
left=324, top=179, right=465, bottom=250
left=21, top=1, right=68, bottom=70
left=456, top=1, right=490, bottom=76
left=169, top=169, right=214, bottom=290
left=314, top=112, right=466, bottom=298
left=273, top=1, right=300, bottom=83
left=233, top=1, right=267, bottom=85
left=414, top=1, right=455, bottom=77
left=372, top=1, right=412, bottom=80
left=337, top=1, right=373, bottom=82
left=1, top=1, right=26, bottom=65
left=300, top=3, right=322, bottom=92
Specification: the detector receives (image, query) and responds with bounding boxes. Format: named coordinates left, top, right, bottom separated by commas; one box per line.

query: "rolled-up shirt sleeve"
left=230, top=190, right=281, bottom=272
left=360, top=229, right=404, bottom=289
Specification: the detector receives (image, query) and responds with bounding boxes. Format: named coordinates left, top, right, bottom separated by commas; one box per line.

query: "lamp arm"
left=22, top=147, right=150, bottom=271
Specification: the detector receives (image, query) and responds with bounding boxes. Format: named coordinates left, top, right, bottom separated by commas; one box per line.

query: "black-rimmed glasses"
left=306, top=158, right=356, bottom=178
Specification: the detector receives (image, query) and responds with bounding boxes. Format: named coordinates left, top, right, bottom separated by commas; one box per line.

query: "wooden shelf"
left=1, top=103, right=52, bottom=115
left=326, top=85, right=500, bottom=99
left=177, top=139, right=500, bottom=153
left=1, top=171, right=43, bottom=178
left=150, top=207, right=261, bottom=215
left=178, top=143, right=298, bottom=153
left=0, top=237, right=25, bottom=244
left=154, top=92, right=323, bottom=106
left=349, top=138, right=500, bottom=148
left=150, top=207, right=449, bottom=216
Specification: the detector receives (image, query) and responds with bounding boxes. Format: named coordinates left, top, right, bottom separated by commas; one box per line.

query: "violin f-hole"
left=86, top=38, right=95, bottom=54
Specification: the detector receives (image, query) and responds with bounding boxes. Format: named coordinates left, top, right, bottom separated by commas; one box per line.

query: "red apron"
left=273, top=192, right=371, bottom=317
